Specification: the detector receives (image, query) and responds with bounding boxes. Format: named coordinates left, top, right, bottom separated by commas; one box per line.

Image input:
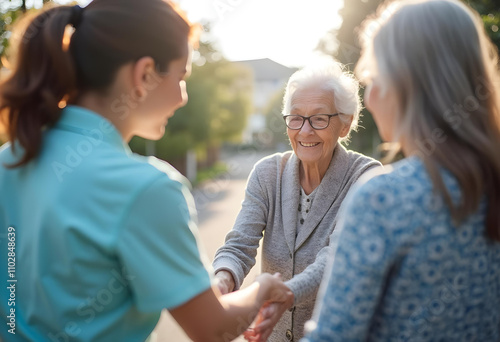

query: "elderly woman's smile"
left=288, top=87, right=349, bottom=178
left=299, top=142, right=320, bottom=147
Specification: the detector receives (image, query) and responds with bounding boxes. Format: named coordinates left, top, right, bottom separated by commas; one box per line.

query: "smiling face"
left=287, top=86, right=350, bottom=169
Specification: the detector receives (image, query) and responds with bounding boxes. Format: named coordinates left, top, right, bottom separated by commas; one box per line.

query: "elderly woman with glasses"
left=213, top=61, right=381, bottom=342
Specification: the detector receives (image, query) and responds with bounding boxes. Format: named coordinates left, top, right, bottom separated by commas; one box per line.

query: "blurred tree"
left=467, top=0, right=500, bottom=48
left=1, top=4, right=23, bottom=63
left=1, top=0, right=61, bottom=66
left=317, top=0, right=381, bottom=70
left=316, top=0, right=500, bottom=158
left=317, top=0, right=499, bottom=70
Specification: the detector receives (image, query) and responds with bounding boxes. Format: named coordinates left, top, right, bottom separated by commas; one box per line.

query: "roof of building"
left=234, top=58, right=297, bottom=82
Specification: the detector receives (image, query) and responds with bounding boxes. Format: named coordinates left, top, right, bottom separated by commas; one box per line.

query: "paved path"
left=151, top=148, right=275, bottom=342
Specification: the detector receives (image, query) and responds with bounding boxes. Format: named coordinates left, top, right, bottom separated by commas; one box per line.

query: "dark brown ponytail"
left=0, top=0, right=197, bottom=167
left=1, top=6, right=78, bottom=167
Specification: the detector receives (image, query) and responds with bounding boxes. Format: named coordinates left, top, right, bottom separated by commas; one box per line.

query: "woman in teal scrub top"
left=0, top=1, right=292, bottom=341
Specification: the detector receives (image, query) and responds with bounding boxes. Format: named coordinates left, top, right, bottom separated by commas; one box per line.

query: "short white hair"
left=282, top=59, right=362, bottom=143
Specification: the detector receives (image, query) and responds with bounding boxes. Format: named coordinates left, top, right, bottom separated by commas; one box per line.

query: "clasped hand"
left=243, top=275, right=294, bottom=342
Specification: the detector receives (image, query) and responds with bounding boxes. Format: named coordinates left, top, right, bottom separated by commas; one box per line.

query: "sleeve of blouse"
left=212, top=163, right=270, bottom=291
left=302, top=175, right=399, bottom=341
left=116, top=175, right=212, bottom=313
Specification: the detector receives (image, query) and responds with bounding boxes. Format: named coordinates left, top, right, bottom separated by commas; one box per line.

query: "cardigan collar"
left=281, top=143, right=351, bottom=254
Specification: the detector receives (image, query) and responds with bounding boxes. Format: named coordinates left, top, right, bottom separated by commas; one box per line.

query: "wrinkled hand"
left=214, top=270, right=235, bottom=295
left=244, top=275, right=294, bottom=342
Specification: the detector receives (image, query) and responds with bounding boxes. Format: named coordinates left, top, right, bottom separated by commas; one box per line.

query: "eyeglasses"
left=283, top=114, right=340, bottom=130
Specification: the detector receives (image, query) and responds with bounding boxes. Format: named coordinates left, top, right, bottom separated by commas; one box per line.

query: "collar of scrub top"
left=54, top=105, right=131, bottom=153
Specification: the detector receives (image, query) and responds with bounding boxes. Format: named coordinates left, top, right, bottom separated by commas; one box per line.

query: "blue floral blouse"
left=302, top=156, right=500, bottom=342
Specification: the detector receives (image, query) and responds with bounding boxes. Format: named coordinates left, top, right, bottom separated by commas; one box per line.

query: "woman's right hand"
left=215, top=270, right=236, bottom=294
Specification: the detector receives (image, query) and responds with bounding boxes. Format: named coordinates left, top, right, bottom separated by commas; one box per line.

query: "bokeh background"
left=0, top=0, right=499, bottom=181
left=0, top=1, right=499, bottom=341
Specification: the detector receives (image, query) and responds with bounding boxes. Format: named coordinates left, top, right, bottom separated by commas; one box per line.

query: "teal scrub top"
left=0, top=106, right=212, bottom=341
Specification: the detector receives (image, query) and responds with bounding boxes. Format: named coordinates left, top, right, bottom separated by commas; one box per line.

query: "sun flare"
left=179, top=0, right=344, bottom=68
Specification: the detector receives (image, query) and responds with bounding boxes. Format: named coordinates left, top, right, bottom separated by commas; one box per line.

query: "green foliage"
left=466, top=0, right=500, bottom=48
left=0, top=4, right=23, bottom=63
left=477, top=13, right=500, bottom=48
left=0, top=0, right=55, bottom=65
left=482, top=13, right=500, bottom=47
left=327, top=0, right=382, bottom=69
left=195, top=161, right=227, bottom=185
left=468, top=0, right=499, bottom=14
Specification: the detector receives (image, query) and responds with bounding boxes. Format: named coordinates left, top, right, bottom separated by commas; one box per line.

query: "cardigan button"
left=288, top=306, right=294, bottom=312
left=286, top=329, right=293, bottom=341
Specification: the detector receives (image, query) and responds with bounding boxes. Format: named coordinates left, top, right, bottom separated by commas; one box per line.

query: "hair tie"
left=70, top=5, right=84, bottom=29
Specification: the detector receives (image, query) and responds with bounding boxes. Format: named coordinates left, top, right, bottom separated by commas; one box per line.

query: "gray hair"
left=282, top=60, right=361, bottom=143
left=356, top=0, right=500, bottom=237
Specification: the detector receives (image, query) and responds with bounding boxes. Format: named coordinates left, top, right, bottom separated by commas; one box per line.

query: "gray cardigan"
left=213, top=144, right=381, bottom=341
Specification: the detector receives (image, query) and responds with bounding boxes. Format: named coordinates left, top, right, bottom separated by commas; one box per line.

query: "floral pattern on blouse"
left=302, top=156, right=500, bottom=342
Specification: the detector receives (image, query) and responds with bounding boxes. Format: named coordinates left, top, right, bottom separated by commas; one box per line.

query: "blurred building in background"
left=235, top=58, right=296, bottom=145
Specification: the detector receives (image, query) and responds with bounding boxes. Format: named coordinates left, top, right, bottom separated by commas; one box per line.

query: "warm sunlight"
left=55, top=0, right=343, bottom=68
left=178, top=0, right=344, bottom=68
